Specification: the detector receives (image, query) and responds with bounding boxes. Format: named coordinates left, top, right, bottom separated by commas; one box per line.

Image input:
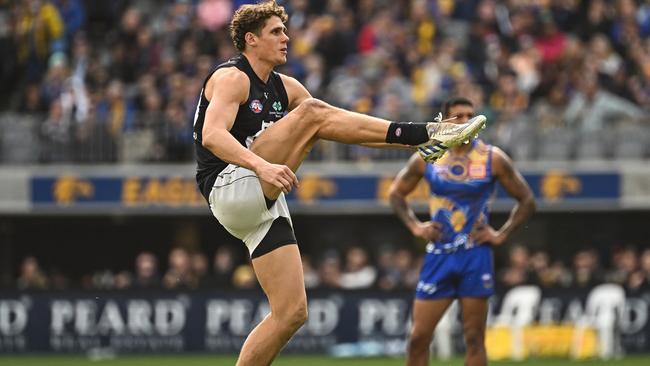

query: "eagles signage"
left=0, top=289, right=649, bottom=355
left=28, top=171, right=620, bottom=213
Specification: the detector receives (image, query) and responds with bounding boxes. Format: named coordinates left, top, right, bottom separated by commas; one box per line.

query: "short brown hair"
left=229, top=0, right=288, bottom=52
left=443, top=97, right=474, bottom=118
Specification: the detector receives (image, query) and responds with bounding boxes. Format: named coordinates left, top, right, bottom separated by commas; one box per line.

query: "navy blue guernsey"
left=193, top=54, right=289, bottom=200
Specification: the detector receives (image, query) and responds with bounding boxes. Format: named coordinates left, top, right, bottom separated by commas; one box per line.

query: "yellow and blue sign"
left=32, top=176, right=205, bottom=207
left=30, top=171, right=620, bottom=210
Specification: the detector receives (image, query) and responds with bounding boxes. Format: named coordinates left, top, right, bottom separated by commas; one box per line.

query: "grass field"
left=1, top=355, right=649, bottom=366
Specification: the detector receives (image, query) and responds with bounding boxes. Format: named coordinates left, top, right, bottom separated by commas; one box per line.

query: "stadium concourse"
left=1, top=0, right=650, bottom=364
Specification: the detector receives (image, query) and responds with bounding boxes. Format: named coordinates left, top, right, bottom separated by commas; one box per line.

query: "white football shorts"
left=208, top=164, right=293, bottom=255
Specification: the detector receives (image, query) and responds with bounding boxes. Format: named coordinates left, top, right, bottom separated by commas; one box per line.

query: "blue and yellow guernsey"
left=423, top=139, right=496, bottom=254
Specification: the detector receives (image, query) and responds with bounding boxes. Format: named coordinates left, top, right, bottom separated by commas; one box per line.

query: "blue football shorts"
left=415, top=244, right=495, bottom=300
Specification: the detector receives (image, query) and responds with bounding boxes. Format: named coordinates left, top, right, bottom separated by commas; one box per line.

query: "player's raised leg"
left=460, top=297, right=489, bottom=366
left=406, top=298, right=454, bottom=366
left=251, top=97, right=486, bottom=199
left=250, top=98, right=391, bottom=175
left=236, top=244, right=306, bottom=366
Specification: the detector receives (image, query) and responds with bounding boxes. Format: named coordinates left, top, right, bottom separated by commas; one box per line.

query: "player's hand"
left=411, top=221, right=442, bottom=242
left=471, top=224, right=506, bottom=246
left=254, top=161, right=299, bottom=194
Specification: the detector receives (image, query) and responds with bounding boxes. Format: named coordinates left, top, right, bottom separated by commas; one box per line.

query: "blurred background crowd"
left=2, top=0, right=650, bottom=163
left=11, top=243, right=650, bottom=293
left=3, top=0, right=650, bottom=295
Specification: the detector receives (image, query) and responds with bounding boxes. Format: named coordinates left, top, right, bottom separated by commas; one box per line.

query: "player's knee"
left=409, top=328, right=433, bottom=351
left=301, top=97, right=329, bottom=112
left=297, top=98, right=329, bottom=121
left=463, top=328, right=485, bottom=353
left=288, top=304, right=308, bottom=331
left=293, top=302, right=308, bottom=327
left=279, top=300, right=308, bottom=331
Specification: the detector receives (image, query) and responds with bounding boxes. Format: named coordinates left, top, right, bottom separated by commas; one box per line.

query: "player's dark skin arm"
left=472, top=147, right=536, bottom=245
left=389, top=153, right=442, bottom=242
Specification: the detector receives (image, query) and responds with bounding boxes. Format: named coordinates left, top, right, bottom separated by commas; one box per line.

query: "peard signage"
left=0, top=288, right=648, bottom=355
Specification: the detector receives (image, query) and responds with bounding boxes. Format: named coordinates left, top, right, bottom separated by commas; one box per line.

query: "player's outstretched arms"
left=202, top=68, right=298, bottom=193
left=389, top=153, right=442, bottom=242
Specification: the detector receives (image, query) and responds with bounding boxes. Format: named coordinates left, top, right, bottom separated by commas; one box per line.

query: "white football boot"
left=417, top=113, right=487, bottom=163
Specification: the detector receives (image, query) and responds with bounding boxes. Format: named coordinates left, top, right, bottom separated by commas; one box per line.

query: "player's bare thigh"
left=459, top=297, right=488, bottom=347
left=249, top=97, right=392, bottom=199
left=407, top=298, right=454, bottom=365
left=249, top=101, right=321, bottom=199
left=236, top=245, right=306, bottom=365
left=249, top=100, right=321, bottom=171
left=411, top=298, right=454, bottom=336
left=250, top=97, right=391, bottom=171
left=252, top=244, right=307, bottom=320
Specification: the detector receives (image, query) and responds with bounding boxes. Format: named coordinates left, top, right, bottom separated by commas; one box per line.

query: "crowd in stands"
left=2, top=0, right=650, bottom=163
left=12, top=243, right=650, bottom=293
left=3, top=0, right=649, bottom=292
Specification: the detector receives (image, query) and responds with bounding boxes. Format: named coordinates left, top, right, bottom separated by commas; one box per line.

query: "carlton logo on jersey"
left=249, top=99, right=263, bottom=114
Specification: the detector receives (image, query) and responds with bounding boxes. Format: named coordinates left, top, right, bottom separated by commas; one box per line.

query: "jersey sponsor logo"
left=249, top=99, right=263, bottom=114
left=416, top=281, right=437, bottom=295
left=438, top=156, right=470, bottom=181
left=269, top=100, right=285, bottom=119
left=450, top=164, right=465, bottom=176
left=447, top=162, right=468, bottom=181
left=452, top=233, right=468, bottom=247
left=481, top=273, right=493, bottom=289
left=469, top=163, right=487, bottom=179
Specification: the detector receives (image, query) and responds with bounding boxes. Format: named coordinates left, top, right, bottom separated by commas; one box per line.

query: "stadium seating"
left=571, top=283, right=626, bottom=360
left=493, top=285, right=542, bottom=360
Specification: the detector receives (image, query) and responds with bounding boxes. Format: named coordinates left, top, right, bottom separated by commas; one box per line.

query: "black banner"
left=0, top=289, right=648, bottom=354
